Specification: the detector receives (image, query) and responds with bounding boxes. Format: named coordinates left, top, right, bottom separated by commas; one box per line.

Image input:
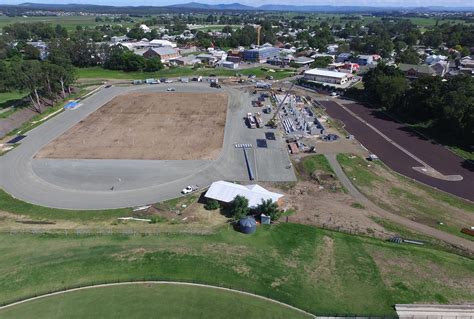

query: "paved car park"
left=320, top=100, right=474, bottom=201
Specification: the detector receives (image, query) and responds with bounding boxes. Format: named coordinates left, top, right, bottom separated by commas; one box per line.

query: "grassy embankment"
left=0, top=16, right=135, bottom=32
left=76, top=66, right=296, bottom=81
left=0, top=284, right=310, bottom=319
left=337, top=154, right=474, bottom=241
left=0, top=91, right=28, bottom=119
left=0, top=223, right=472, bottom=316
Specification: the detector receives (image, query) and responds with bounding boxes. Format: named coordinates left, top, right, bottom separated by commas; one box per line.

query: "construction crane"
left=255, top=25, right=262, bottom=47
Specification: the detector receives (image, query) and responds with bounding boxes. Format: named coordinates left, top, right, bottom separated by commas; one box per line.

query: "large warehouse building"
left=243, top=46, right=280, bottom=63
left=303, top=68, right=353, bottom=85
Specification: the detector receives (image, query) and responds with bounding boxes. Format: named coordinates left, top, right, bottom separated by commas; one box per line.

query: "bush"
left=227, top=195, right=249, bottom=220
left=256, top=199, right=283, bottom=222
left=149, top=215, right=167, bottom=224
left=204, top=199, right=220, bottom=210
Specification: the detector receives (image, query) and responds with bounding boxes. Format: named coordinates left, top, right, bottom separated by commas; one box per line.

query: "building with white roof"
left=150, top=39, right=177, bottom=48
left=139, top=24, right=151, bottom=33
left=303, top=68, right=353, bottom=85
left=425, top=54, right=447, bottom=65
left=204, top=181, right=284, bottom=208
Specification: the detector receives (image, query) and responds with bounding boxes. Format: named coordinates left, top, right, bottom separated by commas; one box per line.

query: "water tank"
left=239, top=217, right=257, bottom=234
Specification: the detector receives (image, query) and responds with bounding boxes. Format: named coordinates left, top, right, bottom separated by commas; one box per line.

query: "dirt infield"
left=37, top=92, right=228, bottom=160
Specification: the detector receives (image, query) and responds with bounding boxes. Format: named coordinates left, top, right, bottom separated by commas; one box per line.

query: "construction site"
left=0, top=82, right=296, bottom=209
left=37, top=91, right=228, bottom=160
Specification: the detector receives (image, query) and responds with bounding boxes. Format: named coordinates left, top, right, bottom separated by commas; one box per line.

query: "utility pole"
left=256, top=25, right=262, bottom=47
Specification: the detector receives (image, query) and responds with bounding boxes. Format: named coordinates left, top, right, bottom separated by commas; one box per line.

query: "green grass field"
left=76, top=66, right=296, bottom=81
left=0, top=16, right=134, bottom=32
left=0, top=91, right=26, bottom=105
left=0, top=284, right=310, bottom=319
left=0, top=189, right=131, bottom=221
left=0, top=224, right=472, bottom=316
left=0, top=91, right=27, bottom=118
left=299, top=154, right=335, bottom=176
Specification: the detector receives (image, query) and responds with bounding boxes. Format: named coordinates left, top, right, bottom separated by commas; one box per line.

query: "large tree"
left=256, top=199, right=283, bottom=222
left=14, top=60, right=45, bottom=113
left=228, top=195, right=250, bottom=221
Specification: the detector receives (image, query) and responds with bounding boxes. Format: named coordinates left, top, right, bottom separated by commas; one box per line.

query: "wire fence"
left=1, top=227, right=216, bottom=237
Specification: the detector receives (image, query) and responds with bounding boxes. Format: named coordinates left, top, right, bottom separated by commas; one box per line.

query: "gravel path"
left=325, top=153, right=474, bottom=252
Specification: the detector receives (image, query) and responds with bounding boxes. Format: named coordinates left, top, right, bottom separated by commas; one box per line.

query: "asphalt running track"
left=320, top=100, right=474, bottom=201
left=0, top=83, right=295, bottom=210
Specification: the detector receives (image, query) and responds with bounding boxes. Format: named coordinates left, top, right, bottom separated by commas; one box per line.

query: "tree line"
left=0, top=38, right=77, bottom=113
left=361, top=64, right=473, bottom=143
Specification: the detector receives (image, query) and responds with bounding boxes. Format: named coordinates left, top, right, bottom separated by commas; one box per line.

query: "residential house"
left=357, top=54, right=375, bottom=66
left=398, top=63, right=437, bottom=79
left=336, top=52, right=352, bottom=63
left=196, top=54, right=219, bottom=65
left=431, top=61, right=449, bottom=77
left=425, top=54, right=447, bottom=65
left=173, top=55, right=200, bottom=66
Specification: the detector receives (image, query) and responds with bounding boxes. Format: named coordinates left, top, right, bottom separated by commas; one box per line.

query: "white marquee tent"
left=204, top=180, right=284, bottom=208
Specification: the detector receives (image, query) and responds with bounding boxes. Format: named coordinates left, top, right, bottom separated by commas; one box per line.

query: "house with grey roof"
left=142, top=46, right=180, bottom=62
left=398, top=63, right=436, bottom=79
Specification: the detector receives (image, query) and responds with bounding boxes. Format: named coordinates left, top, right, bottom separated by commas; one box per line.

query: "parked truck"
left=247, top=112, right=257, bottom=128
left=254, top=112, right=263, bottom=128
left=255, top=81, right=272, bottom=89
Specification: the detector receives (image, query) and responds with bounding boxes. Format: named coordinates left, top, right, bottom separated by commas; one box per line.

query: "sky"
left=0, top=0, right=471, bottom=7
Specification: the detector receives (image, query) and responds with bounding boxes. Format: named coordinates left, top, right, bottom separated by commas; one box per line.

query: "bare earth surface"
left=36, top=92, right=228, bottom=160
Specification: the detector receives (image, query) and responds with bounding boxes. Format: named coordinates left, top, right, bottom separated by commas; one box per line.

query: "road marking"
left=0, top=281, right=316, bottom=318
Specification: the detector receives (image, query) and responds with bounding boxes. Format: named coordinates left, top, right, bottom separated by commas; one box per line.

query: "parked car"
left=367, top=154, right=379, bottom=161
left=167, top=87, right=176, bottom=91
left=181, top=185, right=198, bottom=194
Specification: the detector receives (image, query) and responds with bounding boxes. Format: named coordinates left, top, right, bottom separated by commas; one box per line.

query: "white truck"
left=255, top=81, right=272, bottom=89
left=254, top=112, right=263, bottom=128
left=247, top=112, right=257, bottom=129
left=181, top=185, right=199, bottom=194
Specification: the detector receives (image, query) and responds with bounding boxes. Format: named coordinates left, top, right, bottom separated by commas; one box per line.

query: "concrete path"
left=0, top=281, right=315, bottom=318
left=325, top=154, right=474, bottom=252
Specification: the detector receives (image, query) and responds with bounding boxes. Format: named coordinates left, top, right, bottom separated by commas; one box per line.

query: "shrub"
left=204, top=199, right=220, bottom=210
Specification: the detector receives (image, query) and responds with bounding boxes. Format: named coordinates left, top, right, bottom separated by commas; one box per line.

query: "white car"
left=167, top=87, right=176, bottom=91
left=165, top=79, right=173, bottom=83
left=181, top=185, right=198, bottom=194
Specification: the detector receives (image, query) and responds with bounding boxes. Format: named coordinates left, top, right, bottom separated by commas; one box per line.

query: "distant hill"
left=257, top=4, right=387, bottom=12
left=1, top=2, right=472, bottom=14
left=167, top=2, right=254, bottom=11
